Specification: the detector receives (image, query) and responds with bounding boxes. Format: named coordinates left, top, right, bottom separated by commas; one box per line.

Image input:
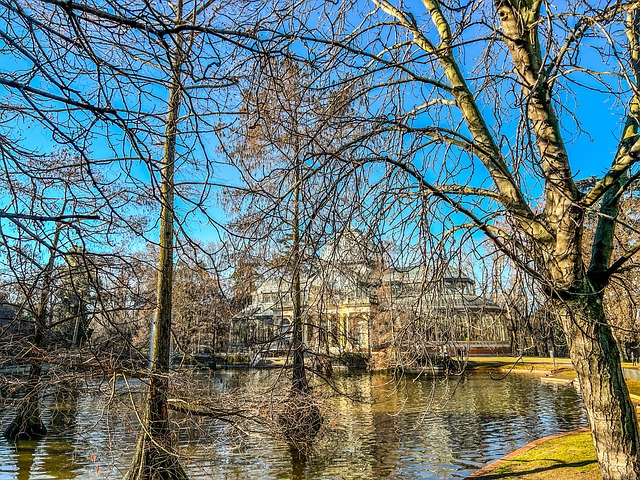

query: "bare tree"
left=225, top=57, right=325, bottom=448
left=0, top=0, right=283, bottom=475
left=2, top=222, right=61, bottom=441
left=272, top=0, right=640, bottom=477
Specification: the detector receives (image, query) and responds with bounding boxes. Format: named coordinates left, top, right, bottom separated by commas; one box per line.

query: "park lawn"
left=468, top=357, right=638, bottom=382
left=472, top=430, right=600, bottom=480
left=467, top=356, right=572, bottom=373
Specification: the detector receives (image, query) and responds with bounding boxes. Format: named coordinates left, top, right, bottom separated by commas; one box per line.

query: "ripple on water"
left=0, top=372, right=586, bottom=479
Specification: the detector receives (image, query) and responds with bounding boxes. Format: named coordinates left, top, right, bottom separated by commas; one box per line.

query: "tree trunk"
left=5, top=221, right=63, bottom=442
left=278, top=138, right=322, bottom=451
left=290, top=160, right=308, bottom=394
left=123, top=30, right=187, bottom=480
left=555, top=291, right=640, bottom=480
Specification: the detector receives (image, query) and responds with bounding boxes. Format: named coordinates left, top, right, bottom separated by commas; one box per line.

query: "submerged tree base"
left=123, top=435, right=188, bottom=480
left=277, top=391, right=323, bottom=452
left=4, top=396, right=47, bottom=442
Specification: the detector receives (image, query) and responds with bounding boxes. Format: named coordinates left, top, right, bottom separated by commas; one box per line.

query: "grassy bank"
left=470, top=429, right=599, bottom=479
left=465, top=356, right=572, bottom=373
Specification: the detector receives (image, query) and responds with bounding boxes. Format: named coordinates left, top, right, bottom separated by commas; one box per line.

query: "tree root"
left=123, top=434, right=188, bottom=480
left=4, top=394, right=47, bottom=442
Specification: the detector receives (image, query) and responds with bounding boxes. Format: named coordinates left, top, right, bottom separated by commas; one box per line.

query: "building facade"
left=229, top=230, right=510, bottom=356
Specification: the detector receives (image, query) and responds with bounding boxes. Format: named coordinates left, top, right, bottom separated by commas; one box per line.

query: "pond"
left=0, top=370, right=586, bottom=479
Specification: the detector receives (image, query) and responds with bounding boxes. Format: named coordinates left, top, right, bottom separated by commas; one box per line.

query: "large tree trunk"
left=375, top=1, right=640, bottom=477
left=555, top=291, right=640, bottom=480
left=125, top=255, right=186, bottom=479
left=123, top=30, right=187, bottom=480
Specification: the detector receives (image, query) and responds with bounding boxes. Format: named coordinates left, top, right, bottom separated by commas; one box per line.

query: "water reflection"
left=0, top=372, right=586, bottom=479
left=289, top=445, right=307, bottom=480
left=14, top=441, right=36, bottom=480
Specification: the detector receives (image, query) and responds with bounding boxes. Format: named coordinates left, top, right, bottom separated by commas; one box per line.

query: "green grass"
left=473, top=430, right=600, bottom=480
left=467, top=357, right=573, bottom=376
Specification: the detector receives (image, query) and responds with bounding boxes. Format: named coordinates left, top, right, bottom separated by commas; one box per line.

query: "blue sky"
left=0, top=0, right=635, bottom=264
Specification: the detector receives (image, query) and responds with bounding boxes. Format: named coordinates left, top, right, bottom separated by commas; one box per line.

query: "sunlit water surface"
left=0, top=371, right=586, bottom=479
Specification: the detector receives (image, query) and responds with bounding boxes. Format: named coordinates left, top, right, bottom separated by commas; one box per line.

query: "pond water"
left=0, top=371, right=586, bottom=479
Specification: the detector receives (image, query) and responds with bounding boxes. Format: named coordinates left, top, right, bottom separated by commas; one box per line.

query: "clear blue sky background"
left=1, top=0, right=633, bottom=259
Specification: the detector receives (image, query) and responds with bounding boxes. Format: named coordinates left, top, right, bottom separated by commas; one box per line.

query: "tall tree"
left=225, top=51, right=372, bottom=444
left=226, top=58, right=321, bottom=446
left=290, top=1, right=640, bottom=477
left=124, top=1, right=189, bottom=476
left=0, top=0, right=275, bottom=474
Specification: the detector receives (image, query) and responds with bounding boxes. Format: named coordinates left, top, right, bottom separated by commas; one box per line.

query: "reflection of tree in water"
left=547, top=383, right=587, bottom=432
left=15, top=440, right=37, bottom=480
left=296, top=373, right=403, bottom=479
left=39, top=382, right=80, bottom=479
left=12, top=418, right=81, bottom=479
left=304, top=373, right=584, bottom=479
left=369, top=380, right=402, bottom=477
left=46, top=382, right=79, bottom=435
left=5, top=382, right=82, bottom=480
left=38, top=438, right=80, bottom=479
left=0, top=371, right=588, bottom=478
left=289, top=444, right=307, bottom=480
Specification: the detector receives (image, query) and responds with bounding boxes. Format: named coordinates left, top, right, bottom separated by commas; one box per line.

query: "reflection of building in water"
left=229, top=230, right=510, bottom=355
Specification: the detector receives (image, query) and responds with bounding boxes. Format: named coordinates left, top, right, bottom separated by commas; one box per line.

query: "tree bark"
left=374, top=1, right=640, bottom=477
left=554, top=288, right=640, bottom=480
left=3, top=363, right=47, bottom=441
left=123, top=22, right=187, bottom=480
